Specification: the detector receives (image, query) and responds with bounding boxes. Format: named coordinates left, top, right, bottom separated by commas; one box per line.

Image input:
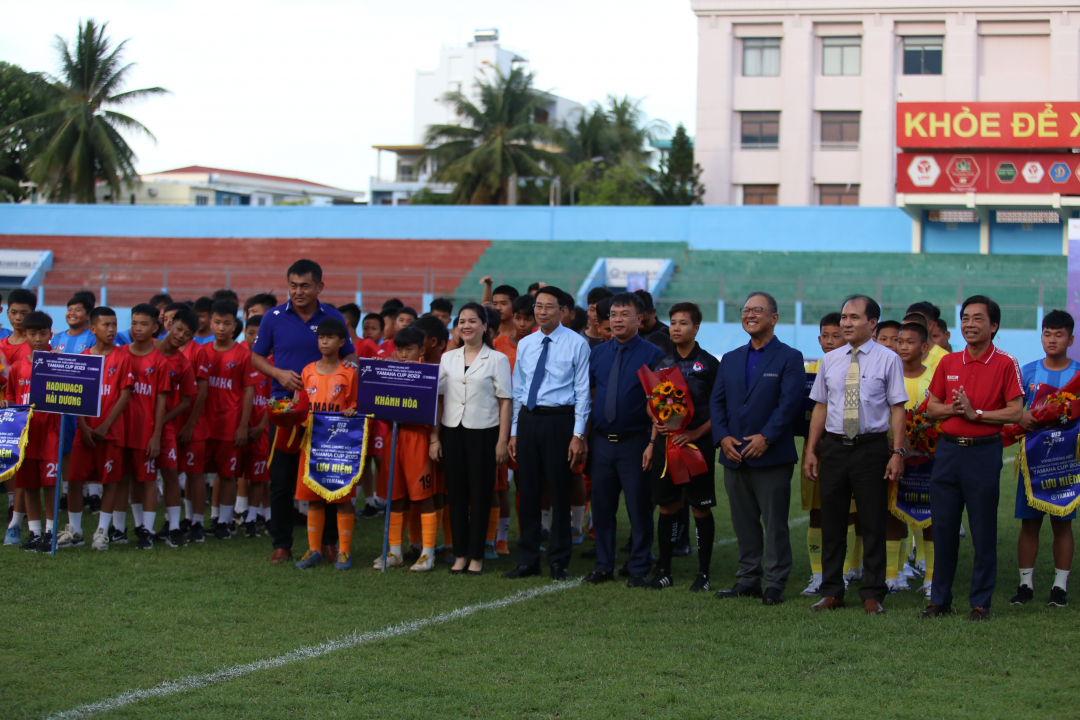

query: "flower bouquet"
left=267, top=391, right=310, bottom=452
left=904, top=398, right=941, bottom=465
left=637, top=365, right=708, bottom=485
left=1002, top=371, right=1080, bottom=447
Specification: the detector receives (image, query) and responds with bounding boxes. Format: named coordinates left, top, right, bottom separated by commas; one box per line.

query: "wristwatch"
left=891, top=448, right=908, bottom=458
left=975, top=409, right=984, bottom=422
left=573, top=433, right=585, bottom=442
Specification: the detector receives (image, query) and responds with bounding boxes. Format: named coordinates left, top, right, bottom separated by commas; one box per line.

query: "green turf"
left=2, top=452, right=1076, bottom=719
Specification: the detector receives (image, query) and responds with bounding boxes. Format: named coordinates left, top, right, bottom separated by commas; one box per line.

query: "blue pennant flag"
left=890, top=458, right=934, bottom=529
left=1020, top=419, right=1080, bottom=517
left=300, top=412, right=370, bottom=502
left=0, top=405, right=32, bottom=482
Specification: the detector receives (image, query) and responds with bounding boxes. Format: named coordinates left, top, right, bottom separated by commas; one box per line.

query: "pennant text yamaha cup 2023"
left=301, top=412, right=370, bottom=502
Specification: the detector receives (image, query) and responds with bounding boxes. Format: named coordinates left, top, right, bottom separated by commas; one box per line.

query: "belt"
left=825, top=432, right=887, bottom=446
left=943, top=433, right=1001, bottom=447
left=524, top=405, right=574, bottom=416
left=599, top=429, right=650, bottom=443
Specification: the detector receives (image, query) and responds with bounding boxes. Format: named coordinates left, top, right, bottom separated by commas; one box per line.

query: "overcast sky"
left=4, top=0, right=698, bottom=194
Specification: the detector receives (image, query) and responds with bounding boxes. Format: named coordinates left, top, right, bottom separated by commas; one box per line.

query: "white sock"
left=1020, top=567, right=1034, bottom=589
left=571, top=505, right=585, bottom=532
left=220, top=505, right=234, bottom=526
left=210, top=506, right=219, bottom=520
left=374, top=495, right=385, bottom=506
left=366, top=496, right=377, bottom=508
left=112, top=511, right=126, bottom=532
left=98, top=513, right=111, bottom=531
left=297, top=501, right=308, bottom=515
left=1054, top=568, right=1070, bottom=591
left=6, top=491, right=12, bottom=506
left=178, top=472, right=186, bottom=491
left=246, top=507, right=258, bottom=523
left=389, top=544, right=401, bottom=558
left=29, top=520, right=42, bottom=534
left=88, top=483, right=102, bottom=498
left=184, top=499, right=193, bottom=521
left=131, top=503, right=144, bottom=528
left=69, top=511, right=82, bottom=533
left=62, top=481, right=69, bottom=494
left=8, top=511, right=24, bottom=530
left=813, top=572, right=823, bottom=584
left=235, top=496, right=249, bottom=514
left=167, top=506, right=181, bottom=531
left=260, top=504, right=271, bottom=520
left=143, top=511, right=156, bottom=531
left=45, top=519, right=54, bottom=533
left=497, top=517, right=509, bottom=543
left=541, top=509, right=551, bottom=531
left=422, top=545, right=435, bottom=559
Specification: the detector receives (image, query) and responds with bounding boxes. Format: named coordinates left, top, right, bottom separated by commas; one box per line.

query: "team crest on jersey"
left=143, top=366, right=156, bottom=376
left=692, top=362, right=704, bottom=372
left=226, top=362, right=237, bottom=370
left=307, top=386, right=318, bottom=395
left=108, top=366, right=117, bottom=376
left=333, top=384, right=344, bottom=396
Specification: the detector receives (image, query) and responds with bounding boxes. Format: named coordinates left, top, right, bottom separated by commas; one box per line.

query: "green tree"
left=10, top=19, right=167, bottom=203
left=422, top=66, right=561, bottom=205
left=603, top=95, right=668, bottom=165
left=653, top=123, right=704, bottom=205
left=0, top=63, right=48, bottom=202
left=569, top=161, right=654, bottom=206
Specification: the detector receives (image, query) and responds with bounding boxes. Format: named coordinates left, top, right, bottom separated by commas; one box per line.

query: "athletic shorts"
left=800, top=468, right=857, bottom=513
left=243, top=451, right=270, bottom=484
left=180, top=441, right=205, bottom=474
left=378, top=425, right=435, bottom=502
left=69, top=437, right=123, bottom=484
left=14, top=458, right=58, bottom=489
left=651, top=439, right=717, bottom=509
left=1015, top=475, right=1077, bottom=521
left=122, top=448, right=158, bottom=483
left=205, top=439, right=240, bottom=479
left=156, top=434, right=179, bottom=471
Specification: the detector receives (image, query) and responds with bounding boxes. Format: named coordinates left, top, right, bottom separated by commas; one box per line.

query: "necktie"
left=605, top=344, right=624, bottom=425
left=526, top=336, right=552, bottom=411
left=843, top=350, right=861, bottom=438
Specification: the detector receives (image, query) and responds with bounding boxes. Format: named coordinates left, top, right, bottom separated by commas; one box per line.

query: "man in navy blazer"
left=711, top=291, right=805, bottom=605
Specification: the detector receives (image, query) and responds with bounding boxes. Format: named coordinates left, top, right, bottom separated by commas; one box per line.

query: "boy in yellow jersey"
left=904, top=304, right=948, bottom=373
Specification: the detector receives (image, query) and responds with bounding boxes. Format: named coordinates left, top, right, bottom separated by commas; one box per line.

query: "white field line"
left=45, top=582, right=576, bottom=720
left=714, top=514, right=810, bottom=547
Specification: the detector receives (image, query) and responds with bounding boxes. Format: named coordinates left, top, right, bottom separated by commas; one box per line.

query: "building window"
left=397, top=163, right=417, bottom=183
left=195, top=195, right=209, bottom=206
left=740, top=112, right=779, bottom=150
left=742, top=38, right=781, bottom=77
left=903, top=37, right=943, bottom=75
left=822, top=37, right=861, bottom=76
left=819, top=112, right=860, bottom=150
left=258, top=197, right=266, bottom=206
left=743, top=184, right=779, bottom=205
left=818, top=184, right=859, bottom=205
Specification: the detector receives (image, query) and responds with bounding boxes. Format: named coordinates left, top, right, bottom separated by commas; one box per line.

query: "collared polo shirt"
left=928, top=343, right=1024, bottom=437
left=251, top=301, right=356, bottom=394
left=590, top=333, right=665, bottom=435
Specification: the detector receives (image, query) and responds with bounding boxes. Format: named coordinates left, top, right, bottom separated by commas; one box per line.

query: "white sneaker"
left=373, top=551, right=403, bottom=569
left=916, top=558, right=927, bottom=575
left=895, top=575, right=911, bottom=590
left=920, top=580, right=932, bottom=598
left=56, top=524, right=84, bottom=548
left=410, top=550, right=435, bottom=572
left=901, top=562, right=919, bottom=580
left=886, top=578, right=902, bottom=593
left=91, top=527, right=109, bottom=551
left=801, top=575, right=822, bottom=596
left=844, top=566, right=863, bottom=583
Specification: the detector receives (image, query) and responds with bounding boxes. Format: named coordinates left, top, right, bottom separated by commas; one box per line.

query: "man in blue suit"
left=711, top=291, right=805, bottom=605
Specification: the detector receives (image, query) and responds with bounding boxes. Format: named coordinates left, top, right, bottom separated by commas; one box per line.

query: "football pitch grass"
left=3, top=454, right=1076, bottom=720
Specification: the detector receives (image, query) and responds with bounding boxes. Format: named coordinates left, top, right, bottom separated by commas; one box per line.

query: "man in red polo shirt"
left=920, top=295, right=1023, bottom=622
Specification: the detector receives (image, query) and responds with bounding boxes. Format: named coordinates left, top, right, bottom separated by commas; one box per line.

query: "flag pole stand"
left=51, top=415, right=65, bottom=556
left=380, top=421, right=399, bottom=573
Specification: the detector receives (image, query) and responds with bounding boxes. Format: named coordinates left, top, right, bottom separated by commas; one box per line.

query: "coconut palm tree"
left=422, top=66, right=561, bottom=205
left=11, top=19, right=167, bottom=203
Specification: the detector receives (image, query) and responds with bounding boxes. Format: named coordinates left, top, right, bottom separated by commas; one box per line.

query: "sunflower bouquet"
left=637, top=365, right=708, bottom=485
left=905, top=405, right=942, bottom=457
left=647, top=380, right=688, bottom=425
left=267, top=391, right=311, bottom=452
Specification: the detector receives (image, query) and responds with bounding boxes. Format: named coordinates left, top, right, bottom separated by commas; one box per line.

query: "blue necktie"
left=526, top=336, right=552, bottom=411
left=605, top=344, right=624, bottom=425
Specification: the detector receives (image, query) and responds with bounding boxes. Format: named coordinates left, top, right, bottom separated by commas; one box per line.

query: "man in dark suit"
left=711, top=291, right=805, bottom=605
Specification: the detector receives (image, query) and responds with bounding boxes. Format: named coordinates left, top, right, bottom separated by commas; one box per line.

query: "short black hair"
left=245, top=313, right=263, bottom=329
left=381, top=298, right=404, bottom=313
left=211, top=300, right=239, bottom=318
left=394, top=326, right=425, bottom=350
left=67, top=294, right=93, bottom=315
left=1042, top=310, right=1074, bottom=335
left=669, top=302, right=702, bottom=326
left=194, top=296, right=214, bottom=314
left=171, top=309, right=199, bottom=333
left=907, top=301, right=941, bottom=320
left=902, top=312, right=928, bottom=327
left=396, top=306, right=418, bottom=321
left=899, top=321, right=928, bottom=344
left=842, top=294, right=881, bottom=322
left=131, top=302, right=160, bottom=323
left=935, top=317, right=948, bottom=332
left=413, top=314, right=449, bottom=346
left=287, top=259, right=322, bottom=284
left=212, top=289, right=239, bottom=305
left=512, top=295, right=535, bottom=317
left=8, top=288, right=36, bottom=310
left=164, top=301, right=189, bottom=315
left=587, top=287, right=614, bottom=306
left=363, top=312, right=384, bottom=330
left=244, top=292, right=278, bottom=314
left=596, top=297, right=612, bottom=322
left=429, top=298, right=453, bottom=315
left=493, top=285, right=520, bottom=302
left=527, top=282, right=541, bottom=294
left=819, top=312, right=842, bottom=330
left=960, top=294, right=1001, bottom=333
left=610, top=291, right=644, bottom=315
left=534, top=285, right=566, bottom=308
left=570, top=306, right=588, bottom=332
left=337, top=303, right=361, bottom=329
left=150, top=292, right=173, bottom=307
left=745, top=291, right=778, bottom=315
left=89, top=306, right=116, bottom=324
left=485, top=306, right=501, bottom=329
left=23, top=311, right=52, bottom=332
left=316, top=318, right=349, bottom=340
left=875, top=320, right=902, bottom=336
left=633, top=289, right=655, bottom=313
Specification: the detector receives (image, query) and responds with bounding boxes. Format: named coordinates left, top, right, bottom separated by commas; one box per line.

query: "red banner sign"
left=897, top=153, right=1080, bottom=194
left=897, top=103, right=1080, bottom=149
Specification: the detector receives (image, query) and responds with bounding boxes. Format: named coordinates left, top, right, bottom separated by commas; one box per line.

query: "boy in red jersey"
left=294, top=318, right=359, bottom=570
left=2, top=311, right=61, bottom=551
left=176, top=325, right=210, bottom=542
left=120, top=303, right=171, bottom=550
left=203, top=301, right=256, bottom=540
left=0, top=289, right=40, bottom=370
left=240, top=315, right=271, bottom=537
left=61, top=307, right=134, bottom=551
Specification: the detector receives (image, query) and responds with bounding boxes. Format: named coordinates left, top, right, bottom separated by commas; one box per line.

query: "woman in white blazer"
left=430, top=302, right=512, bottom=575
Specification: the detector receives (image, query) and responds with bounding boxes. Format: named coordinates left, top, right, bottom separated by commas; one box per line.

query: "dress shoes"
left=810, top=596, right=846, bottom=611
left=550, top=563, right=570, bottom=581
left=269, top=549, right=293, bottom=563
left=968, top=606, right=990, bottom=622
left=501, top=564, right=541, bottom=579
left=762, top=587, right=784, bottom=605
left=714, top=583, right=763, bottom=599
left=863, top=599, right=886, bottom=615
left=617, top=562, right=631, bottom=578
left=918, top=603, right=953, bottom=619
left=583, top=570, right=614, bottom=584
left=626, top=575, right=648, bottom=588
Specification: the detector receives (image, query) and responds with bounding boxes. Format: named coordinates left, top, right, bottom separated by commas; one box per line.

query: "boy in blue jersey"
left=52, top=292, right=97, bottom=514
left=1012, top=310, right=1079, bottom=608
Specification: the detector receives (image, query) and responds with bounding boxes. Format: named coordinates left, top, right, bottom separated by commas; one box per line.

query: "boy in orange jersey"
left=294, top=318, right=359, bottom=570
left=202, top=301, right=256, bottom=540
left=2, top=312, right=61, bottom=551
left=61, top=307, right=134, bottom=551
left=240, top=314, right=272, bottom=538
left=414, top=314, right=451, bottom=559
left=373, top=327, right=440, bottom=573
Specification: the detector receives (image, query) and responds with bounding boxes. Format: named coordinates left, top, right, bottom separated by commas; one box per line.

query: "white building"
left=689, top=0, right=1080, bottom=207
left=370, top=29, right=584, bottom=206
left=96, top=166, right=365, bottom=206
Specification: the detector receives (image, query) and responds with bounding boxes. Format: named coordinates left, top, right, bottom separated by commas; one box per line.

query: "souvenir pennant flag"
left=889, top=457, right=934, bottom=529
left=0, top=405, right=32, bottom=482
left=1018, top=419, right=1080, bottom=517
left=300, top=412, right=370, bottom=502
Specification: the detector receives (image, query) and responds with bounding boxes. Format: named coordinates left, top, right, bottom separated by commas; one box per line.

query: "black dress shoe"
left=550, top=563, right=570, bottom=581
left=626, top=575, right=648, bottom=588
left=714, top=583, right=764, bottom=599
left=465, top=569, right=483, bottom=576
left=617, top=562, right=631, bottom=577
left=580, top=546, right=597, bottom=559
left=449, top=567, right=465, bottom=575
left=583, top=570, right=614, bottom=584
left=763, top=587, right=784, bottom=605
left=501, top=564, right=541, bottom=579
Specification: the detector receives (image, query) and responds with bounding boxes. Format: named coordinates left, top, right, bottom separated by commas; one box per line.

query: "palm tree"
left=422, top=66, right=561, bottom=205
left=11, top=19, right=167, bottom=203
left=604, top=95, right=669, bottom=165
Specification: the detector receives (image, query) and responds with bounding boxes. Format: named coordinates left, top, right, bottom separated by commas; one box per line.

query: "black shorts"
left=651, top=437, right=717, bottom=509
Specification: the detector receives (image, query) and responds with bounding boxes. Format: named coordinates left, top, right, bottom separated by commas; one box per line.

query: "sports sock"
left=307, top=506, right=325, bottom=553
left=885, top=540, right=900, bottom=579
left=388, top=511, right=403, bottom=548
left=8, top=511, right=25, bottom=530
left=210, top=506, right=219, bottom=520
left=366, top=496, right=378, bottom=508
left=235, top=496, right=248, bottom=515
left=487, top=507, right=499, bottom=543
left=497, top=517, right=509, bottom=544
left=1019, top=567, right=1034, bottom=589
left=131, top=503, right=144, bottom=528
left=657, top=512, right=676, bottom=574
left=807, top=527, right=823, bottom=575
left=571, top=504, right=585, bottom=533
left=338, top=511, right=354, bottom=554
left=1054, top=568, right=1070, bottom=591
left=441, top=504, right=453, bottom=547
left=844, top=524, right=856, bottom=574
left=898, top=536, right=910, bottom=574
left=143, top=511, right=156, bottom=532
left=541, top=509, right=551, bottom=531
left=112, top=511, right=126, bottom=532
left=260, top=504, right=271, bottom=520
left=45, top=519, right=54, bottom=533
left=184, top=499, right=193, bottom=521
left=89, top=483, right=102, bottom=498
left=421, top=512, right=437, bottom=555
left=695, top=512, right=715, bottom=576
left=246, top=507, right=258, bottom=523
left=219, top=505, right=234, bottom=526
left=916, top=528, right=927, bottom=564
left=68, top=511, right=83, bottom=533
left=923, top=537, right=935, bottom=582
left=851, top=535, right=864, bottom=570
left=29, top=520, right=42, bottom=534
left=97, top=512, right=111, bottom=531
left=167, top=506, right=181, bottom=531
left=8, top=491, right=14, bottom=506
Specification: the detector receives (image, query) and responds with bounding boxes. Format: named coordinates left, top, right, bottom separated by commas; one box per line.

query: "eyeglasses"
left=741, top=307, right=769, bottom=316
